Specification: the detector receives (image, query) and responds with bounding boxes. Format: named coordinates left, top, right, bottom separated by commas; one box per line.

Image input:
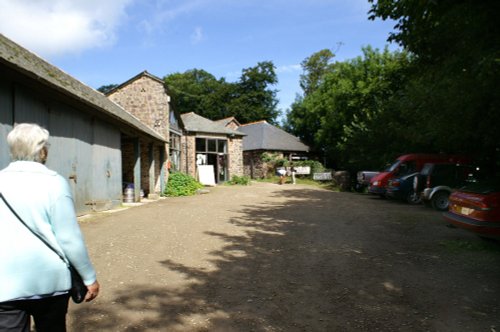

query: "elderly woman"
left=0, top=123, right=99, bottom=331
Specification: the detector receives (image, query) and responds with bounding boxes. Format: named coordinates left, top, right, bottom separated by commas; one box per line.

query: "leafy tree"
left=369, top=0, right=500, bottom=171
left=164, top=69, right=228, bottom=120
left=97, top=84, right=118, bottom=94
left=299, top=49, right=335, bottom=96
left=287, top=46, right=412, bottom=171
left=229, top=61, right=280, bottom=124
left=164, top=62, right=280, bottom=124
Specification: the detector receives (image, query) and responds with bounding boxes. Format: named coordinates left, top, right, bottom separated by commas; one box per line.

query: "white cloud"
left=276, top=64, right=301, bottom=73
left=0, top=0, right=132, bottom=57
left=190, top=26, right=204, bottom=44
left=137, top=0, right=207, bottom=36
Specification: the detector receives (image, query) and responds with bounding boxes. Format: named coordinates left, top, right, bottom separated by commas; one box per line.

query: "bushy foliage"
left=227, top=175, right=251, bottom=185
left=286, top=46, right=412, bottom=172
left=260, top=152, right=287, bottom=167
left=164, top=172, right=203, bottom=197
left=164, top=62, right=280, bottom=124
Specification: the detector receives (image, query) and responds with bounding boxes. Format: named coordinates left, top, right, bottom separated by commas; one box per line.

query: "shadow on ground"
left=70, top=187, right=500, bottom=331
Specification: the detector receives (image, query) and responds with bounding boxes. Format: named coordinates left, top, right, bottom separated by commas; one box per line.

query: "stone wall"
left=243, top=150, right=286, bottom=179
left=107, top=74, right=170, bottom=196
left=108, top=75, right=170, bottom=139
left=228, top=137, right=244, bottom=177
left=181, top=134, right=196, bottom=178
left=121, top=140, right=164, bottom=196
left=182, top=133, right=244, bottom=181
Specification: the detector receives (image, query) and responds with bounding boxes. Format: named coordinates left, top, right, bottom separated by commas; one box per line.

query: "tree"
left=229, top=61, right=280, bottom=124
left=164, top=62, right=280, bottom=124
left=164, top=69, right=228, bottom=120
left=299, top=49, right=335, bottom=96
left=369, top=0, right=500, bottom=170
left=97, top=84, right=118, bottom=94
left=287, top=47, right=412, bottom=170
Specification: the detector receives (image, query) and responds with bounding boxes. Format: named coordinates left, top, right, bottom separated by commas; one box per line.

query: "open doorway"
left=196, top=137, right=229, bottom=183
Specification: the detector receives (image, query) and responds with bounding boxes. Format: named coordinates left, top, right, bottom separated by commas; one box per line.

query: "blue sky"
left=0, top=0, right=397, bottom=120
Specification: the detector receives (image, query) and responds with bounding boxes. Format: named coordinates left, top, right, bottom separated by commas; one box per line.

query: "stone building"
left=215, top=116, right=241, bottom=131
left=0, top=35, right=166, bottom=214
left=106, top=71, right=183, bottom=197
left=181, top=112, right=245, bottom=183
left=237, top=120, right=309, bottom=179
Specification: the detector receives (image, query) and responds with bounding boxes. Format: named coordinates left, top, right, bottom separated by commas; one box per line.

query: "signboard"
left=313, top=172, right=332, bottom=181
left=287, top=166, right=311, bottom=175
left=197, top=165, right=216, bottom=186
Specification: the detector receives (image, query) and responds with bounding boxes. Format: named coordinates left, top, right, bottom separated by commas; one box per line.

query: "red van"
left=368, top=154, right=470, bottom=197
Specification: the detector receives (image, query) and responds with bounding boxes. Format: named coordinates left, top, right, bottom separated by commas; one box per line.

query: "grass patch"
left=439, top=239, right=500, bottom=253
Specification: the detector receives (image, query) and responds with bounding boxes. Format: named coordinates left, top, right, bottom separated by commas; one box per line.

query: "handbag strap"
left=0, top=192, right=69, bottom=267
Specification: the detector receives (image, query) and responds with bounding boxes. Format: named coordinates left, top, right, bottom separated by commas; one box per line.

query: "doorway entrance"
left=195, top=137, right=229, bottom=183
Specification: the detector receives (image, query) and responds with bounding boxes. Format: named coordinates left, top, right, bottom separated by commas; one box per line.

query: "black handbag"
left=0, top=192, right=88, bottom=303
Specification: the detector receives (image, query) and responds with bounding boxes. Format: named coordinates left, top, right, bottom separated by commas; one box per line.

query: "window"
left=218, top=140, right=227, bottom=153
left=194, top=137, right=229, bottom=183
left=208, top=139, right=217, bottom=152
left=196, top=138, right=227, bottom=153
left=196, top=138, right=206, bottom=152
left=169, top=132, right=181, bottom=171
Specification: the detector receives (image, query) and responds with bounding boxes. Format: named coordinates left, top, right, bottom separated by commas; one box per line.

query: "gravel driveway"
left=68, top=182, right=500, bottom=331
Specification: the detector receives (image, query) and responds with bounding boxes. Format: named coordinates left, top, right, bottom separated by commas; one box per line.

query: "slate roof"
left=238, top=120, right=309, bottom=152
left=0, top=34, right=165, bottom=142
left=181, top=112, right=245, bottom=137
left=214, top=116, right=241, bottom=127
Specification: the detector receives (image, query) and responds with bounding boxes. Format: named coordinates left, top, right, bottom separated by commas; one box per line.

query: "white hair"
left=7, top=123, right=50, bottom=162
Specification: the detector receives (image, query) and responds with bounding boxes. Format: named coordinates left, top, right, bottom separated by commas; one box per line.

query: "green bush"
left=227, top=175, right=251, bottom=185
left=164, top=172, right=203, bottom=197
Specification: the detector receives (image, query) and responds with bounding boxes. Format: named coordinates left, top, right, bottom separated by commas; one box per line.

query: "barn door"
left=48, top=106, right=93, bottom=215
left=91, top=120, right=122, bottom=209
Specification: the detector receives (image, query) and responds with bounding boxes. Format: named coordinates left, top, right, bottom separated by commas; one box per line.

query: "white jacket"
left=0, top=161, right=96, bottom=302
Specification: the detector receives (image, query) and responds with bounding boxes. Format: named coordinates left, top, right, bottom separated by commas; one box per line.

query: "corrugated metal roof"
left=238, top=121, right=309, bottom=152
left=181, top=112, right=245, bottom=136
left=0, top=34, right=166, bottom=142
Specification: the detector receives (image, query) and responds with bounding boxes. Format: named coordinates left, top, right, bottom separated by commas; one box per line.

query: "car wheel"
left=431, top=191, right=450, bottom=211
left=406, top=190, right=422, bottom=205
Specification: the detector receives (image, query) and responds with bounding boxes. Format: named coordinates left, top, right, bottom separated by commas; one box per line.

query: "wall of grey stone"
left=107, top=74, right=170, bottom=195
left=181, top=134, right=196, bottom=178
left=182, top=133, right=243, bottom=181
left=243, top=150, right=286, bottom=179
left=228, top=137, right=244, bottom=177
left=108, top=76, right=170, bottom=139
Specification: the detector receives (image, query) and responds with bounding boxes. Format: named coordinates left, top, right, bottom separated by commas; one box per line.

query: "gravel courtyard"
left=68, top=182, right=500, bottom=331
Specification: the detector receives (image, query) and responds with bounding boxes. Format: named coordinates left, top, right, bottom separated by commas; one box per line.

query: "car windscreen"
left=460, top=178, right=500, bottom=194
left=385, top=160, right=401, bottom=172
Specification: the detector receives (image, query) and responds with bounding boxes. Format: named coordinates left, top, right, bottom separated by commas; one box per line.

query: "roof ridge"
left=240, top=120, right=267, bottom=127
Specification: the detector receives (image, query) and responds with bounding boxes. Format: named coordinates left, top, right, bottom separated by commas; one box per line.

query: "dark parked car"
left=443, top=178, right=500, bottom=239
left=414, top=163, right=481, bottom=211
left=386, top=172, right=421, bottom=204
left=355, top=171, right=379, bottom=192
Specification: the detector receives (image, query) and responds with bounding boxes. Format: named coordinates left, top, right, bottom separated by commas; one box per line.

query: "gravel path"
left=68, top=182, right=500, bottom=331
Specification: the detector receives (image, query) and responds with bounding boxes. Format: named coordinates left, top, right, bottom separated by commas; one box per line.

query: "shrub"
left=227, top=175, right=251, bottom=185
left=164, top=172, right=203, bottom=197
